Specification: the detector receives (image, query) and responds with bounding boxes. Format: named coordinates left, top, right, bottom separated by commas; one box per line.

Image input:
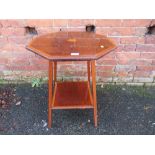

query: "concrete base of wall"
left=0, top=71, right=155, bottom=86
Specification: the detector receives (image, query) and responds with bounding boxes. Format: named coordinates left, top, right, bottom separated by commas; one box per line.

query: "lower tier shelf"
left=52, top=81, right=94, bottom=109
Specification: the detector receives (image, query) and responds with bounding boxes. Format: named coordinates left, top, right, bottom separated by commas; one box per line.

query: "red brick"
left=10, top=64, right=48, bottom=71
left=121, top=20, right=135, bottom=27
left=59, top=64, right=80, bottom=71
left=0, top=19, right=25, bottom=27
left=97, top=59, right=117, bottom=65
left=141, top=52, right=155, bottom=59
left=68, top=27, right=85, bottom=32
left=1, top=19, right=155, bottom=82
left=136, top=45, right=155, bottom=52
left=0, top=44, right=13, bottom=52
left=122, top=19, right=151, bottom=27
left=81, top=19, right=94, bottom=25
left=96, top=66, right=114, bottom=72
left=0, top=58, right=9, bottom=65
left=123, top=45, right=136, bottom=51
left=145, top=36, right=155, bottom=44
left=9, top=65, right=35, bottom=71
left=37, top=64, right=48, bottom=70
left=131, top=60, right=152, bottom=66
left=60, top=19, right=94, bottom=28
left=59, top=65, right=86, bottom=76
left=108, top=27, right=136, bottom=36
left=12, top=45, right=27, bottom=52
left=95, top=19, right=122, bottom=27
left=102, top=51, right=116, bottom=60
left=117, top=59, right=130, bottom=65
left=120, top=37, right=145, bottom=44
left=152, top=60, right=155, bottom=65
left=96, top=27, right=109, bottom=36
left=152, top=66, right=155, bottom=70
left=134, top=20, right=151, bottom=27
left=112, top=45, right=124, bottom=52
left=53, top=19, right=68, bottom=27
left=150, top=19, right=155, bottom=26
left=0, top=65, right=10, bottom=71
left=97, top=71, right=115, bottom=77
left=137, top=65, right=153, bottom=71
left=30, top=57, right=48, bottom=65
left=134, top=71, right=151, bottom=77
left=68, top=19, right=83, bottom=27
left=135, top=27, right=147, bottom=36
left=8, top=36, right=32, bottom=44
left=13, top=28, right=26, bottom=36
left=1, top=28, right=14, bottom=36
left=72, top=61, right=85, bottom=65
left=23, top=63, right=48, bottom=71
left=52, top=27, right=68, bottom=32
left=1, top=28, right=25, bottom=36
left=115, top=65, right=136, bottom=72
left=116, top=52, right=140, bottom=65
left=0, top=37, right=8, bottom=45
left=11, top=51, right=30, bottom=59
left=36, top=27, right=52, bottom=35
left=25, top=19, right=53, bottom=27
left=61, top=70, right=87, bottom=77
left=117, top=71, right=128, bottom=77
left=117, top=52, right=141, bottom=59
left=9, top=57, right=30, bottom=66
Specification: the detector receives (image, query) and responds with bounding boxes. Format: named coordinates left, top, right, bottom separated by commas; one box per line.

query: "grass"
left=100, top=83, right=155, bottom=99
left=0, top=78, right=8, bottom=84
left=130, top=85, right=155, bottom=99
left=31, top=77, right=48, bottom=87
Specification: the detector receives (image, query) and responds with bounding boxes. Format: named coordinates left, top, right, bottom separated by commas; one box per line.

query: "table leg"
left=48, top=61, right=53, bottom=128
left=54, top=61, right=57, bottom=82
left=87, top=61, right=91, bottom=84
left=91, top=60, right=97, bottom=127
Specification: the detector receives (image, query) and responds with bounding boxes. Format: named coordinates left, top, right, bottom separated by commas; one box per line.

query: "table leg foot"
left=94, top=110, right=98, bottom=127
left=48, top=109, right=52, bottom=128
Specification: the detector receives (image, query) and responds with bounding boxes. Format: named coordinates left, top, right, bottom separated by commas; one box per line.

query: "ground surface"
left=0, top=84, right=155, bottom=135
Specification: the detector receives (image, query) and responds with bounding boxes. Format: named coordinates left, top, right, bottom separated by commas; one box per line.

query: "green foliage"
left=0, top=78, right=6, bottom=84
left=31, top=78, right=42, bottom=88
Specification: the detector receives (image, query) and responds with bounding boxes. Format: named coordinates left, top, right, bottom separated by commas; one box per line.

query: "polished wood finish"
left=87, top=61, right=91, bottom=83
left=52, top=81, right=93, bottom=109
left=26, top=31, right=116, bottom=61
left=48, top=61, right=53, bottom=128
left=91, top=61, right=97, bottom=127
left=54, top=61, right=57, bottom=82
left=27, top=31, right=116, bottom=128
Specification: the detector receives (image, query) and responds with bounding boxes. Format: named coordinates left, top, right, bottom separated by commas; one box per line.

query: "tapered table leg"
left=54, top=61, right=57, bottom=82
left=91, top=60, right=97, bottom=127
left=87, top=61, right=91, bottom=83
left=48, top=61, right=53, bottom=128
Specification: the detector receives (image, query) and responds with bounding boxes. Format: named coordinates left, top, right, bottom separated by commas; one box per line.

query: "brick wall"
left=0, top=19, right=155, bottom=84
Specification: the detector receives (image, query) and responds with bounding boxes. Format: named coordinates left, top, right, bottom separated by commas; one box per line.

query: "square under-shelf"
left=52, top=81, right=93, bottom=109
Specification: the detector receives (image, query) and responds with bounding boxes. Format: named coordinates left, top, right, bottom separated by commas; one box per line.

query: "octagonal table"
left=26, top=31, right=116, bottom=127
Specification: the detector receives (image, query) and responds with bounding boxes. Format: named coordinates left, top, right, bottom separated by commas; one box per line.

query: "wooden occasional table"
left=27, top=31, right=116, bottom=127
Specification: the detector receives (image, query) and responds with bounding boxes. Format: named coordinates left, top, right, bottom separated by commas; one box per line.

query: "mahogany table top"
left=26, top=31, right=116, bottom=61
